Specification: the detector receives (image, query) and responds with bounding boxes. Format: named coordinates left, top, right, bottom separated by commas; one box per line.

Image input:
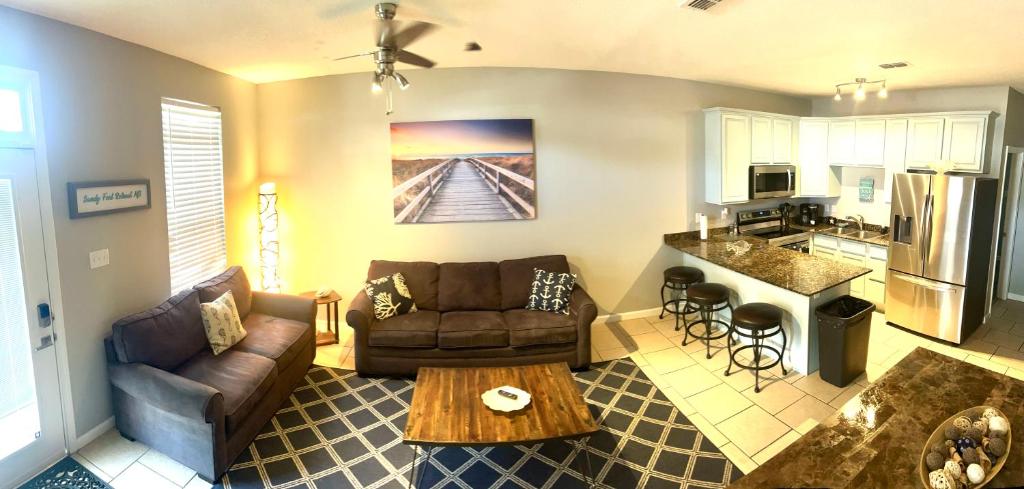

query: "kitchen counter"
left=795, top=223, right=891, bottom=246
left=664, top=230, right=871, bottom=296
left=730, top=348, right=1024, bottom=489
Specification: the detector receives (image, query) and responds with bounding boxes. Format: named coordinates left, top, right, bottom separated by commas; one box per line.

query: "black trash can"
left=816, top=295, right=875, bottom=387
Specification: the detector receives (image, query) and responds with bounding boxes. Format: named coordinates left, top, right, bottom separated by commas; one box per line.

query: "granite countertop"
left=730, top=348, right=1024, bottom=489
left=795, top=223, right=892, bottom=246
left=664, top=230, right=870, bottom=296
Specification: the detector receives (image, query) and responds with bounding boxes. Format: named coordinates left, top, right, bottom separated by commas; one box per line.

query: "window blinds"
left=162, top=98, right=227, bottom=292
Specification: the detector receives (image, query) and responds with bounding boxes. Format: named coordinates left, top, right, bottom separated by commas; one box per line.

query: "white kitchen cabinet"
left=840, top=253, right=866, bottom=295
left=797, top=119, right=840, bottom=197
left=827, top=120, right=856, bottom=165
left=854, top=119, right=886, bottom=167
left=705, top=110, right=751, bottom=204
left=812, top=234, right=887, bottom=308
left=906, top=117, right=945, bottom=169
left=883, top=118, right=908, bottom=204
left=943, top=115, right=988, bottom=172
left=772, top=118, right=794, bottom=164
left=751, top=116, right=773, bottom=164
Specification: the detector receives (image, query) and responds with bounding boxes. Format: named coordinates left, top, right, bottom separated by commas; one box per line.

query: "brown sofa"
left=346, top=255, right=597, bottom=376
left=103, top=267, right=316, bottom=482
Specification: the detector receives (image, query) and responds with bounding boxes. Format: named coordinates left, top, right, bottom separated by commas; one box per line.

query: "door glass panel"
left=0, top=89, right=23, bottom=133
left=0, top=179, right=40, bottom=460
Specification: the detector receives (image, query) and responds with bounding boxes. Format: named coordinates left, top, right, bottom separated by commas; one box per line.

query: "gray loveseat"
left=104, top=267, right=316, bottom=482
left=347, top=255, right=598, bottom=376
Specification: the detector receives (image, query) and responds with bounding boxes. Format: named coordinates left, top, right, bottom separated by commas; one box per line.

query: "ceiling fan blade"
left=377, top=19, right=396, bottom=47
left=391, top=21, right=437, bottom=49
left=396, top=50, right=436, bottom=68
left=333, top=51, right=376, bottom=61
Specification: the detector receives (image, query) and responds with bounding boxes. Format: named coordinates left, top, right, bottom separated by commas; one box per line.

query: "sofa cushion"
left=438, top=311, right=508, bottom=349
left=364, top=272, right=418, bottom=320
left=498, top=255, right=571, bottom=310
left=233, top=313, right=313, bottom=369
left=195, top=267, right=253, bottom=319
left=175, top=349, right=277, bottom=434
left=368, top=261, right=439, bottom=311
left=368, top=311, right=439, bottom=348
left=438, top=262, right=502, bottom=311
left=504, top=309, right=578, bottom=347
left=525, top=269, right=577, bottom=315
left=199, top=290, right=247, bottom=355
left=111, top=289, right=207, bottom=371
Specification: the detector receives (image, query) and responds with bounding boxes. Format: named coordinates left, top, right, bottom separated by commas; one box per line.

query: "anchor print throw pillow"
left=199, top=290, right=247, bottom=355
left=526, top=268, right=577, bottom=315
left=364, top=272, right=418, bottom=321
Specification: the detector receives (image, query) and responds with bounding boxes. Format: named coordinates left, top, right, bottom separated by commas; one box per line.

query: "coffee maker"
left=799, top=203, right=822, bottom=225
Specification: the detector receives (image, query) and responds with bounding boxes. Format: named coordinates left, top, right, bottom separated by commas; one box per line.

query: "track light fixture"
left=832, top=77, right=889, bottom=102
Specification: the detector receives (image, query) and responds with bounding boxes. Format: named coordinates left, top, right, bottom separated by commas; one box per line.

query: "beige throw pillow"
left=200, top=290, right=247, bottom=355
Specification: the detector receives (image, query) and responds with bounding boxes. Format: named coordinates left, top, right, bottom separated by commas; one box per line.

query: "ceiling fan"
left=334, top=2, right=481, bottom=112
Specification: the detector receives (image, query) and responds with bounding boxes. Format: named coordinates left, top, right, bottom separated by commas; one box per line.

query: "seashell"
left=966, top=463, right=985, bottom=484
left=977, top=447, right=992, bottom=472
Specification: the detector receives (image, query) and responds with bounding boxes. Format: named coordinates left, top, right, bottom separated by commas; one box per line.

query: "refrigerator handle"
left=921, top=195, right=934, bottom=263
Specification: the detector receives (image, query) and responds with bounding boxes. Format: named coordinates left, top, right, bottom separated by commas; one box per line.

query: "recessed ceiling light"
left=879, top=62, right=909, bottom=69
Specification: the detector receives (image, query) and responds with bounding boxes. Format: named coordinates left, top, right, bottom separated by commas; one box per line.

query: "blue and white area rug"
left=218, top=358, right=743, bottom=488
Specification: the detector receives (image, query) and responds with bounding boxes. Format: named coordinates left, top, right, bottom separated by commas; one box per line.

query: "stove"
left=736, top=207, right=811, bottom=248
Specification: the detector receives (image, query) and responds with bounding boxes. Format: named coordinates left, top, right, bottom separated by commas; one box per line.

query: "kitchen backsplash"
left=811, top=166, right=892, bottom=227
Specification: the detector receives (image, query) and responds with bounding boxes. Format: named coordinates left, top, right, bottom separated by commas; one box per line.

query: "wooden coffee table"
left=403, top=363, right=600, bottom=488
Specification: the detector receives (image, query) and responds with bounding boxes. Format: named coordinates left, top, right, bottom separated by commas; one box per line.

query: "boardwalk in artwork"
left=416, top=159, right=521, bottom=223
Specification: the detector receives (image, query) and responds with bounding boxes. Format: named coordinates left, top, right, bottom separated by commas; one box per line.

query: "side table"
left=300, top=290, right=343, bottom=346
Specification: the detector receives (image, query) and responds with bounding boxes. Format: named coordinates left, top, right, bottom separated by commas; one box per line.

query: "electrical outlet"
left=89, top=249, right=109, bottom=269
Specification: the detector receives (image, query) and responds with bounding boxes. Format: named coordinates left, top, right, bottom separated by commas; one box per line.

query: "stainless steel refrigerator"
left=886, top=173, right=997, bottom=344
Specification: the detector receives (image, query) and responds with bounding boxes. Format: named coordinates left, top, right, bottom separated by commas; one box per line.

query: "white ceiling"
left=5, top=0, right=1024, bottom=95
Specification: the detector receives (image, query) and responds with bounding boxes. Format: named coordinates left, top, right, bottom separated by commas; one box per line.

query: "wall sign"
left=67, top=179, right=151, bottom=219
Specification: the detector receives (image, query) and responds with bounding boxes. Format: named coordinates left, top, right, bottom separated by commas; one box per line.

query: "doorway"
left=0, top=67, right=68, bottom=488
left=993, top=147, right=1024, bottom=306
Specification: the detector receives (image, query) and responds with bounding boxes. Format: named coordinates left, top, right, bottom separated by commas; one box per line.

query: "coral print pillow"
left=526, top=268, right=576, bottom=315
left=200, top=290, right=247, bottom=355
left=364, top=272, right=418, bottom=320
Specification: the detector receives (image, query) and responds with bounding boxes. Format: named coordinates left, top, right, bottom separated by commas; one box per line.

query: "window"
left=161, top=98, right=227, bottom=292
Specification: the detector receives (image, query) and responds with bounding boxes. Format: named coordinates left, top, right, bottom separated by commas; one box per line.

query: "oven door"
left=749, top=165, right=796, bottom=199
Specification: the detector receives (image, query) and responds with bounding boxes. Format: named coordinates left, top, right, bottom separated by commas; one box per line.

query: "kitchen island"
left=664, top=229, right=870, bottom=373
left=731, top=348, right=1024, bottom=488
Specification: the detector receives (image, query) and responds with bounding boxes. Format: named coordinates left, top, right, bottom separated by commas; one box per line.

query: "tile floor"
left=73, top=300, right=1024, bottom=485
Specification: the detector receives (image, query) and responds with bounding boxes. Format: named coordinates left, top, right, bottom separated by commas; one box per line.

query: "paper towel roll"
left=699, top=214, right=708, bottom=240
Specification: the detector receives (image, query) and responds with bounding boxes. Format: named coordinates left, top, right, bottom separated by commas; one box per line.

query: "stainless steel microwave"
left=749, top=165, right=796, bottom=199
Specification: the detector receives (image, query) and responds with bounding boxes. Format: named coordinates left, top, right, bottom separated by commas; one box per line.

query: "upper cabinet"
left=772, top=118, right=794, bottom=164
left=797, top=119, right=840, bottom=197
left=827, top=120, right=855, bottom=165
left=853, top=119, right=886, bottom=167
left=943, top=115, right=988, bottom=172
left=751, top=115, right=795, bottom=164
left=705, top=109, right=752, bottom=204
left=905, top=117, right=946, bottom=169
left=882, top=118, right=909, bottom=204
left=751, top=116, right=773, bottom=164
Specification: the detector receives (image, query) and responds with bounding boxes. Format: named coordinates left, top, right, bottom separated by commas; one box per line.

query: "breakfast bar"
left=664, top=229, right=871, bottom=373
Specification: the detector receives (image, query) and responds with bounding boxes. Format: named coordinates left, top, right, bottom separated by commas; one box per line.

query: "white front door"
left=0, top=70, right=66, bottom=488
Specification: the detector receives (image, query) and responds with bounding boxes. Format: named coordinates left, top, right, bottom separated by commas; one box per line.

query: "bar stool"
left=660, top=266, right=704, bottom=332
left=681, top=283, right=733, bottom=359
left=725, top=302, right=788, bottom=393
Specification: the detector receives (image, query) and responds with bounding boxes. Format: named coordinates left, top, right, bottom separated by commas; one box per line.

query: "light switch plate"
left=89, top=248, right=109, bottom=269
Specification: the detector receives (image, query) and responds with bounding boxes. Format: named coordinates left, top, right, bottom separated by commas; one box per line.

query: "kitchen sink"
left=824, top=227, right=881, bottom=240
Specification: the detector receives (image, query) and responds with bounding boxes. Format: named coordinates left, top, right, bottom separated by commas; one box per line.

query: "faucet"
left=846, top=215, right=865, bottom=231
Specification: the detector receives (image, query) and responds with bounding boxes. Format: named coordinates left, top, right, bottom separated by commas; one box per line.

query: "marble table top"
left=730, top=348, right=1024, bottom=488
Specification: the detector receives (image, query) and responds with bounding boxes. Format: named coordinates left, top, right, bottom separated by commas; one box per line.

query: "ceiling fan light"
left=394, top=72, right=410, bottom=90
left=371, top=73, right=384, bottom=93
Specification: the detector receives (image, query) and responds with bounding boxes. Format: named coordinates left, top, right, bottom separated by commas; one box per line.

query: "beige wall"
left=0, top=6, right=259, bottom=437
left=1004, top=88, right=1024, bottom=296
left=257, top=68, right=810, bottom=317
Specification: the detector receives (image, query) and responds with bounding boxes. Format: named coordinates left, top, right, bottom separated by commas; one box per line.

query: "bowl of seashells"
left=920, top=406, right=1011, bottom=489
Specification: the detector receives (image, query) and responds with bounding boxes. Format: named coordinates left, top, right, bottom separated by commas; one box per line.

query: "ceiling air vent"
left=879, top=62, right=909, bottom=69
left=685, top=0, right=724, bottom=11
